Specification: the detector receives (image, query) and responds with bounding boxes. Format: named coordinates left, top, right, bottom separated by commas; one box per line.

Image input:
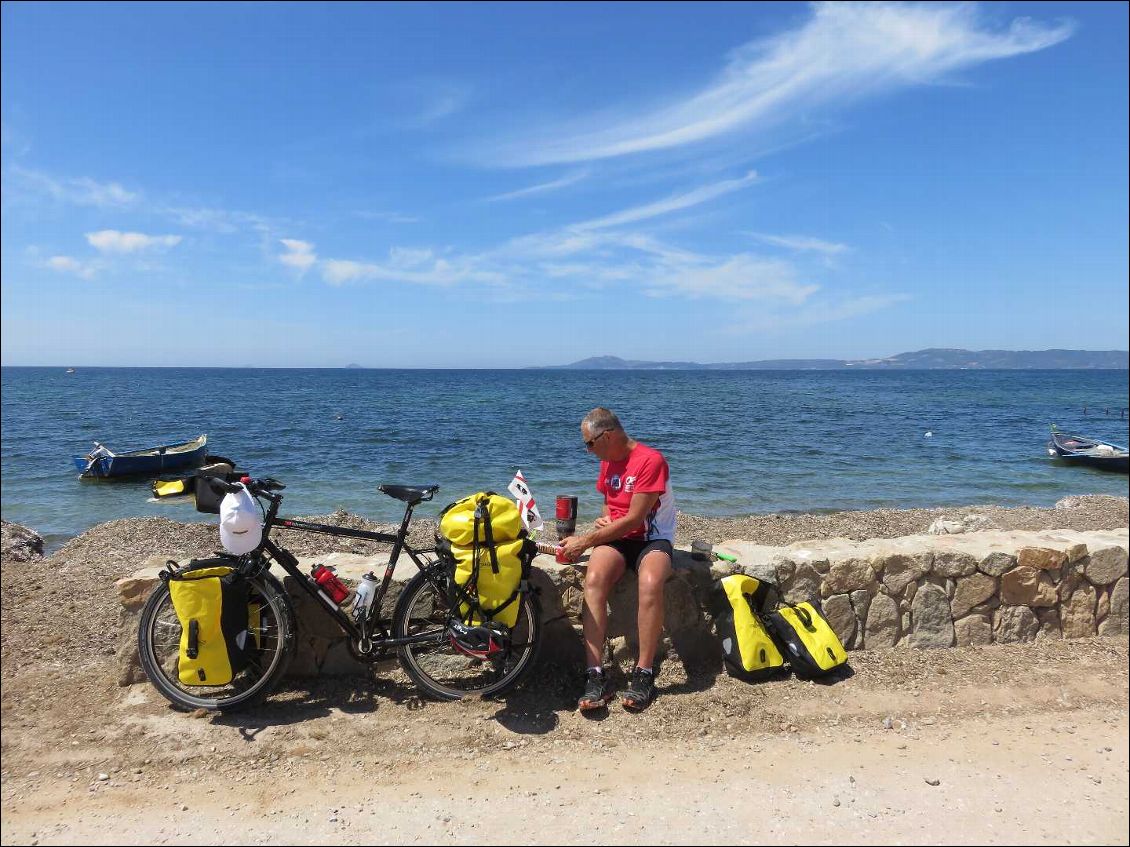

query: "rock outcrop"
left=0, top=520, right=44, bottom=563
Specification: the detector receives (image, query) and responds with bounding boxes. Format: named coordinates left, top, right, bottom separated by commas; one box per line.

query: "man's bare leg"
left=581, top=545, right=627, bottom=668
left=635, top=549, right=672, bottom=670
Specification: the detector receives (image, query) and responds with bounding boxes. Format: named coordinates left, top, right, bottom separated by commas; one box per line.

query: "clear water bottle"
left=350, top=572, right=379, bottom=621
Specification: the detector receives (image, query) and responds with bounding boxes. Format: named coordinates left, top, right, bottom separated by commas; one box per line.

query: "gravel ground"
left=2, top=499, right=1127, bottom=845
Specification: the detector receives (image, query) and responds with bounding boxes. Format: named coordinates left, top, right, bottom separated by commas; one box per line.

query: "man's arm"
left=560, top=492, right=659, bottom=560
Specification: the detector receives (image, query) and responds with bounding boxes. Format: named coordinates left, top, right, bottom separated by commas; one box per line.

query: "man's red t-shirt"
left=596, top=443, right=676, bottom=542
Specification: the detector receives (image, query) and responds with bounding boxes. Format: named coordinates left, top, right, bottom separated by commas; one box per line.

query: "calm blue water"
left=2, top=367, right=1127, bottom=551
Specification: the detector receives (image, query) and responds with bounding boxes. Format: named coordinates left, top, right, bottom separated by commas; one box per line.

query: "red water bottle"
left=312, top=565, right=350, bottom=605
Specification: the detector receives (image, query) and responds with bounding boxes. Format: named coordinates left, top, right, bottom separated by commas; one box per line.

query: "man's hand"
left=558, top=534, right=589, bottom=563
left=593, top=515, right=612, bottom=529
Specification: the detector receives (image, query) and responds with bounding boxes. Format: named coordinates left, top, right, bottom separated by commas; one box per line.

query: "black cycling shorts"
left=605, top=538, right=674, bottom=572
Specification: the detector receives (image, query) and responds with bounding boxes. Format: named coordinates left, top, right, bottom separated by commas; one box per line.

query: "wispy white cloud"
left=574, top=171, right=758, bottom=230
left=321, top=248, right=505, bottom=288
left=725, top=292, right=913, bottom=333
left=1, top=121, right=32, bottom=157
left=354, top=210, right=421, bottom=224
left=751, top=232, right=849, bottom=255
left=159, top=204, right=274, bottom=234
left=481, top=2, right=1073, bottom=166
left=7, top=166, right=138, bottom=207
left=317, top=176, right=821, bottom=303
left=387, top=79, right=472, bottom=128
left=484, top=170, right=590, bottom=203
left=4, top=165, right=282, bottom=238
left=495, top=229, right=818, bottom=302
left=278, top=238, right=317, bottom=272
left=85, top=230, right=182, bottom=253
left=43, top=255, right=98, bottom=279
left=413, top=92, right=467, bottom=125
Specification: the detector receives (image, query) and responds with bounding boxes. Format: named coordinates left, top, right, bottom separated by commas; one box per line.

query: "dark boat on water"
left=1047, top=425, right=1129, bottom=473
left=74, top=434, right=209, bottom=479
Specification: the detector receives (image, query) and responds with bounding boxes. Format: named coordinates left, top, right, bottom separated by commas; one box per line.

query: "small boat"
left=74, top=434, right=209, bottom=479
left=1047, top=425, right=1129, bottom=473
left=65, top=368, right=76, bottom=374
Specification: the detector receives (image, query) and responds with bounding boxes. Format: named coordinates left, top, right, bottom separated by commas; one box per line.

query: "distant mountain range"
left=543, top=349, right=1129, bottom=370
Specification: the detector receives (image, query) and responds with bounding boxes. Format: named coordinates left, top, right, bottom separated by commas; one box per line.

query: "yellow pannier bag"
left=765, top=600, right=848, bottom=679
left=712, top=574, right=785, bottom=681
left=166, top=564, right=254, bottom=686
left=449, top=538, right=530, bottom=627
left=437, top=492, right=533, bottom=628
left=439, top=491, right=524, bottom=546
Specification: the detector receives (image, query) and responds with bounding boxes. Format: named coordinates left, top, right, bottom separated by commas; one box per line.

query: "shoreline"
left=13, top=490, right=1130, bottom=557
left=2, top=492, right=1128, bottom=564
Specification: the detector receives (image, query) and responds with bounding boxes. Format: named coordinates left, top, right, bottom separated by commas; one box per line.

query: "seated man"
left=558, top=407, right=676, bottom=712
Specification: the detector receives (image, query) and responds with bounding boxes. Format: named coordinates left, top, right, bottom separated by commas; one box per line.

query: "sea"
left=1, top=367, right=1127, bottom=553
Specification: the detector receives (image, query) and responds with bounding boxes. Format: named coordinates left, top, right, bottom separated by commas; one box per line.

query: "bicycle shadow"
left=210, top=676, right=386, bottom=737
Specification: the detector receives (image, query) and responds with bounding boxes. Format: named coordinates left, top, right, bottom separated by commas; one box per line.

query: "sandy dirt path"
left=2, top=640, right=1127, bottom=845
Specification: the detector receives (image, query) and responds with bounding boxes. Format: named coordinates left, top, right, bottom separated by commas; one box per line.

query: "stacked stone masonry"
left=116, top=528, right=1128, bottom=683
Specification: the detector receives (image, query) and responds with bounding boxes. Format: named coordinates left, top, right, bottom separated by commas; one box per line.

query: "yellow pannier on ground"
left=765, top=600, right=849, bottom=679
left=712, top=574, right=786, bottom=681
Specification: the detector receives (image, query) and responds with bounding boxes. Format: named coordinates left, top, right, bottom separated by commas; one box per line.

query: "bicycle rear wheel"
left=393, top=567, right=541, bottom=701
left=137, top=570, right=295, bottom=711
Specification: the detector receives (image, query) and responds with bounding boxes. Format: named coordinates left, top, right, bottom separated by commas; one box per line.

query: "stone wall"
left=716, top=528, right=1129, bottom=649
left=115, top=528, right=1128, bottom=684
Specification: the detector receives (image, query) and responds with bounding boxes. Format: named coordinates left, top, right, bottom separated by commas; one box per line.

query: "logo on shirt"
left=624, top=475, right=637, bottom=493
left=608, top=474, right=622, bottom=492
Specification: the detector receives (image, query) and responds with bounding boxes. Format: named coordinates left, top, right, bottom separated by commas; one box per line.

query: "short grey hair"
left=582, top=407, right=623, bottom=436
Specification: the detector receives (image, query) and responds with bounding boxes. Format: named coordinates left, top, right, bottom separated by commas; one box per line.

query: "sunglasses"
left=584, top=430, right=609, bottom=449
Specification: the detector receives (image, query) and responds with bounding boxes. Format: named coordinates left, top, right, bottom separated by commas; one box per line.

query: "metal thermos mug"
left=690, top=540, right=713, bottom=561
left=555, top=495, right=577, bottom=540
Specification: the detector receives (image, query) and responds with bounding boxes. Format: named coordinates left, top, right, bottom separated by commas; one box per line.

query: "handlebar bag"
left=764, top=599, right=848, bottom=679
left=710, top=574, right=785, bottom=681
left=166, top=563, right=255, bottom=686
left=193, top=465, right=249, bottom=514
left=436, top=493, right=534, bottom=628
left=194, top=475, right=227, bottom=514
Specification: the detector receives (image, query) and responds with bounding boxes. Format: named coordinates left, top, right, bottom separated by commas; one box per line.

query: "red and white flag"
left=508, top=469, right=544, bottom=533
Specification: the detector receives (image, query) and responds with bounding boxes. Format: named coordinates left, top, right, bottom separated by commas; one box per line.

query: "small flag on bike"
left=508, top=469, right=544, bottom=533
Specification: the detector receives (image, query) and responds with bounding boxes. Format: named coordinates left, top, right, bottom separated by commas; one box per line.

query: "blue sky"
left=2, top=1, right=1127, bottom=367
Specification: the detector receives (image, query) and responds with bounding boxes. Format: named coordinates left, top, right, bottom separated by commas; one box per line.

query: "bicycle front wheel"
left=137, top=570, right=296, bottom=711
left=393, top=567, right=541, bottom=701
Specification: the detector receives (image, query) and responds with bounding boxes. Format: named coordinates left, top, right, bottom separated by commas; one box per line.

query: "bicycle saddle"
left=378, top=484, right=440, bottom=505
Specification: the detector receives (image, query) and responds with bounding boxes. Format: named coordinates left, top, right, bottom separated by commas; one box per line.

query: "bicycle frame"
left=250, top=489, right=450, bottom=657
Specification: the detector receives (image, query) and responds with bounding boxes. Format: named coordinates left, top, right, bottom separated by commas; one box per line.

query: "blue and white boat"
left=74, top=434, right=209, bottom=479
